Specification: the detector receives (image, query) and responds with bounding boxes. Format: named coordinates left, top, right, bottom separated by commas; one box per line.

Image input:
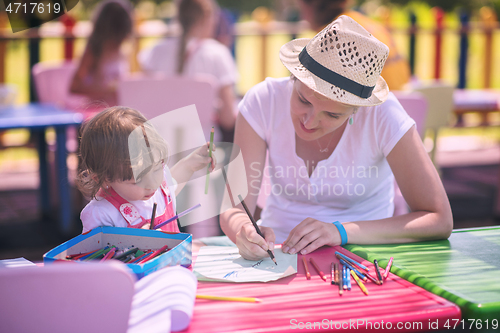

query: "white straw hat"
left=280, top=15, right=390, bottom=106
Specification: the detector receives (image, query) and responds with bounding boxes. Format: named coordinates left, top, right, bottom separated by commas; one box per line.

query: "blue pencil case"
left=43, top=226, right=192, bottom=279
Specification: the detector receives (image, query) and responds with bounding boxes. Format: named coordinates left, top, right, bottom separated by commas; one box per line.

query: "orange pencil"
left=302, top=256, right=311, bottom=280
left=309, top=258, right=327, bottom=281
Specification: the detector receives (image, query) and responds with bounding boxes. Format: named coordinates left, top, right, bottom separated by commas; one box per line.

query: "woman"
left=220, top=15, right=452, bottom=260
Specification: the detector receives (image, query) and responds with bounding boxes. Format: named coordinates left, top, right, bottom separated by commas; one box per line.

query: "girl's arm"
left=219, top=113, right=276, bottom=260
left=282, top=126, right=453, bottom=255
left=216, top=84, right=236, bottom=131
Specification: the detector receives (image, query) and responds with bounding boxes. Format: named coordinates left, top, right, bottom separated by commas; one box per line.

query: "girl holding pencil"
left=76, top=106, right=216, bottom=233
left=220, top=15, right=452, bottom=260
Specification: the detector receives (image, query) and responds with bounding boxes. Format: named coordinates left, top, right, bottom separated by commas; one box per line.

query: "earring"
left=349, top=115, right=354, bottom=125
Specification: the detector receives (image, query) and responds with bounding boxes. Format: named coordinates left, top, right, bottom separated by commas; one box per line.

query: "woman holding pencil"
left=220, top=15, right=452, bottom=260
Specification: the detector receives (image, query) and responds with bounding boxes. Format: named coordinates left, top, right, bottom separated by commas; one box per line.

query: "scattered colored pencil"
left=302, top=257, right=311, bottom=280
left=365, top=272, right=382, bottom=285
left=334, top=263, right=339, bottom=286
left=153, top=203, right=201, bottom=230
left=205, top=126, right=215, bottom=194
left=238, top=194, right=277, bottom=265
left=346, top=267, right=351, bottom=290
left=373, top=259, right=383, bottom=285
left=382, top=257, right=393, bottom=280
left=335, top=251, right=369, bottom=271
left=339, top=258, right=367, bottom=281
left=351, top=270, right=369, bottom=295
left=196, top=295, right=262, bottom=303
left=309, top=257, right=327, bottom=281
left=149, top=202, right=157, bottom=229
left=342, top=265, right=348, bottom=290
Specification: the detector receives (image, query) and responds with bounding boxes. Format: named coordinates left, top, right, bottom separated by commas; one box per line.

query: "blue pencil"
left=342, top=265, right=348, bottom=290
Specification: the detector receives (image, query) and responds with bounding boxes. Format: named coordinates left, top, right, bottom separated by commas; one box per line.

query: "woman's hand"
left=236, top=223, right=276, bottom=261
left=282, top=218, right=342, bottom=255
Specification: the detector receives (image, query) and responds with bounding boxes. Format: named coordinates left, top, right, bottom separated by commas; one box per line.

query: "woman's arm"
left=217, top=84, right=236, bottom=131
left=219, top=113, right=275, bottom=259
left=282, top=126, right=453, bottom=255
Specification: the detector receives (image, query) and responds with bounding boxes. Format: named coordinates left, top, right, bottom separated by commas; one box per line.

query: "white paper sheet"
left=193, top=246, right=297, bottom=283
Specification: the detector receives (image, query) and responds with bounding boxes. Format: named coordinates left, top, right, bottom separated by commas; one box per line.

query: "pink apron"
left=99, top=182, right=179, bottom=232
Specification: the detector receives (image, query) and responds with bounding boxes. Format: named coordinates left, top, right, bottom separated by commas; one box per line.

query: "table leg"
left=35, top=128, right=50, bottom=219
left=55, top=126, right=73, bottom=234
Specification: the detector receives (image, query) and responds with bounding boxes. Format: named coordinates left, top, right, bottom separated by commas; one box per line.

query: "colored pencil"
left=129, top=251, right=152, bottom=264
left=330, top=262, right=335, bottom=285
left=339, top=258, right=367, bottom=281
left=346, top=267, right=351, bottom=290
left=83, top=246, right=109, bottom=261
left=237, top=194, right=277, bottom=265
left=137, top=244, right=169, bottom=264
left=66, top=250, right=96, bottom=260
left=205, top=127, right=215, bottom=194
left=100, top=247, right=116, bottom=261
left=309, top=257, right=327, bottom=281
left=338, top=264, right=343, bottom=295
left=351, top=270, right=369, bottom=295
left=196, top=295, right=262, bottom=303
left=373, top=259, right=383, bottom=285
left=365, top=272, right=382, bottom=285
left=335, top=251, right=369, bottom=271
left=153, top=203, right=201, bottom=230
left=149, top=202, right=157, bottom=229
left=302, top=256, right=311, bottom=280
left=221, top=166, right=236, bottom=208
left=342, top=265, right=348, bottom=290
left=334, top=263, right=339, bottom=286
left=382, top=257, right=393, bottom=280
left=114, top=247, right=139, bottom=261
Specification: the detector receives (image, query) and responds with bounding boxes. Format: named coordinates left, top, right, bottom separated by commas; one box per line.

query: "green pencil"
left=205, top=127, right=214, bottom=194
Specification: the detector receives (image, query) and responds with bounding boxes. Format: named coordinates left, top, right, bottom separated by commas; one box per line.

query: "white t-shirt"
left=139, top=37, right=238, bottom=89
left=239, top=77, right=415, bottom=243
left=80, top=167, right=178, bottom=233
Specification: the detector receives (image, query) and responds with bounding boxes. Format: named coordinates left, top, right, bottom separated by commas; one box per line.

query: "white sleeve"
left=376, top=93, right=416, bottom=156
left=238, top=79, right=274, bottom=142
left=213, top=46, right=238, bottom=87
left=80, top=200, right=116, bottom=233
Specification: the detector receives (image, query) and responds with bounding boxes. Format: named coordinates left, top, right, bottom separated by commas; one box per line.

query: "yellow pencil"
left=196, top=295, right=262, bottom=303
left=350, top=270, right=369, bottom=296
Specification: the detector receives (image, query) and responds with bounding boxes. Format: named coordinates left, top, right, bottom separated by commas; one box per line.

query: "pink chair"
left=117, top=73, right=217, bottom=141
left=32, top=61, right=90, bottom=111
left=0, top=262, right=135, bottom=333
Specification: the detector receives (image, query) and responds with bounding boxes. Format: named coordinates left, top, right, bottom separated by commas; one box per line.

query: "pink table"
left=184, top=245, right=461, bottom=333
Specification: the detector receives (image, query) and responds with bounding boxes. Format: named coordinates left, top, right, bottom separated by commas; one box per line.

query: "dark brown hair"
left=176, top=0, right=213, bottom=74
left=301, top=0, right=346, bottom=30
left=76, top=106, right=168, bottom=199
left=87, top=0, right=133, bottom=71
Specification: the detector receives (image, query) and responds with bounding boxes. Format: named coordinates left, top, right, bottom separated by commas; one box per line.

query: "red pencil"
left=302, top=256, right=311, bottom=280
left=382, top=257, right=393, bottom=280
left=67, top=249, right=98, bottom=260
left=137, top=244, right=169, bottom=264
left=309, top=258, right=327, bottom=281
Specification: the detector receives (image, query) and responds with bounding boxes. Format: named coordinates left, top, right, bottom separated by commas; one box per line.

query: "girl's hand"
left=282, top=218, right=342, bottom=255
left=187, top=142, right=217, bottom=172
left=236, top=223, right=276, bottom=261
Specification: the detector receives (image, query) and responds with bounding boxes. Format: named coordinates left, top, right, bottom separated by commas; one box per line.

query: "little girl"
left=76, top=106, right=216, bottom=233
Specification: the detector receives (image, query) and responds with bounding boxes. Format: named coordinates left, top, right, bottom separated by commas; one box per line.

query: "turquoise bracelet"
left=332, top=221, right=348, bottom=246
